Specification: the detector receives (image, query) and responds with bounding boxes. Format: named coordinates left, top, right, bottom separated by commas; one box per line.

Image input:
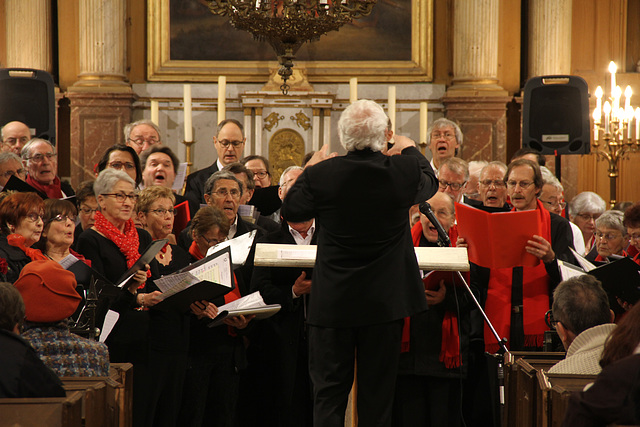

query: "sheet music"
left=278, top=248, right=316, bottom=260
left=172, top=162, right=188, bottom=192
left=188, top=253, right=231, bottom=288
left=206, top=229, right=257, bottom=267
left=218, top=291, right=265, bottom=311
left=156, top=272, right=202, bottom=299
left=99, top=310, right=119, bottom=343
left=558, top=260, right=586, bottom=281
left=570, top=247, right=597, bottom=272
left=59, top=254, right=80, bottom=270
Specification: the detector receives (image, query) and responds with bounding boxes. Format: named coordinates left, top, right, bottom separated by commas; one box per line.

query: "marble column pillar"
left=527, top=0, right=572, bottom=77
left=72, top=0, right=129, bottom=90
left=5, top=0, right=52, bottom=72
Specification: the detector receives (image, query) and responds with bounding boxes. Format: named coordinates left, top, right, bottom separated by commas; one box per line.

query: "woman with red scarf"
left=0, top=192, right=47, bottom=282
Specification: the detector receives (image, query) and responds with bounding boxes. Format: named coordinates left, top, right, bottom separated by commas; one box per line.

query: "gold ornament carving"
left=263, top=112, right=284, bottom=131
left=268, top=128, right=306, bottom=184
left=291, top=111, right=312, bottom=131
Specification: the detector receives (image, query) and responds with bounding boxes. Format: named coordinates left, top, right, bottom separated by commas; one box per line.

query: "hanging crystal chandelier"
left=205, top=0, right=377, bottom=94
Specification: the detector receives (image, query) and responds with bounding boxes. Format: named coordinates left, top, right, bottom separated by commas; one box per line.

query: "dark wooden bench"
left=0, top=391, right=83, bottom=427
left=537, top=371, right=596, bottom=427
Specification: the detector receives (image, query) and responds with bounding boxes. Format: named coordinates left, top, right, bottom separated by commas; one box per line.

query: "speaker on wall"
left=522, top=75, right=590, bottom=155
left=0, top=68, right=56, bottom=145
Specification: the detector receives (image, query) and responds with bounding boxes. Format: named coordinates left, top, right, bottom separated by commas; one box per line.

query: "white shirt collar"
left=288, top=219, right=316, bottom=246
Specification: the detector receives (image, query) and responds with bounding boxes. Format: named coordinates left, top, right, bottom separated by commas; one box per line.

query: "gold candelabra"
left=205, top=0, right=376, bottom=95
left=591, top=61, right=640, bottom=208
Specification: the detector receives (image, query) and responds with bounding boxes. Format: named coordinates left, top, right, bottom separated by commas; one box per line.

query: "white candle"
left=592, top=108, right=599, bottom=142
left=218, top=76, right=226, bottom=124
left=635, top=108, right=640, bottom=140
left=183, top=84, right=193, bottom=142
left=349, top=77, right=358, bottom=104
left=419, top=102, right=428, bottom=145
left=150, top=100, right=159, bottom=126
left=603, top=101, right=611, bottom=133
left=388, top=86, right=396, bottom=135
left=609, top=61, right=617, bottom=98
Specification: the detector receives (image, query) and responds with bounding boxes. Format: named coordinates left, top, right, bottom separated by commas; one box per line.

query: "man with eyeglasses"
left=1, top=121, right=31, bottom=156
left=426, top=118, right=463, bottom=176
left=184, top=119, right=246, bottom=208
left=73, top=181, right=98, bottom=250
left=479, top=159, right=574, bottom=352
left=123, top=120, right=162, bottom=155
left=0, top=152, right=26, bottom=190
left=437, top=157, right=468, bottom=203
left=21, top=138, right=74, bottom=199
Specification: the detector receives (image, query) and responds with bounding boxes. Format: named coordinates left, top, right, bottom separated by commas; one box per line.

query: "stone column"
left=72, top=0, right=129, bottom=90
left=5, top=0, right=52, bottom=72
left=527, top=0, right=572, bottom=77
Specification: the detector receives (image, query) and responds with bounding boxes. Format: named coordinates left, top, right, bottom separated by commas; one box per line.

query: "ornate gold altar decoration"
left=269, top=128, right=306, bottom=183
left=264, top=112, right=285, bottom=131
left=592, top=61, right=640, bottom=207
left=205, top=0, right=377, bottom=95
left=291, top=111, right=311, bottom=130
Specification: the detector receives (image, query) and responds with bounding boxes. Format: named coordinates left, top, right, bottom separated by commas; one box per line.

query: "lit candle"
left=150, top=100, right=159, bottom=125
left=595, top=86, right=603, bottom=114
left=603, top=101, right=611, bottom=133
left=218, top=76, right=226, bottom=124
left=349, top=77, right=357, bottom=104
left=183, top=84, right=192, bottom=142
left=609, top=61, right=617, bottom=98
left=635, top=107, right=640, bottom=140
left=627, top=106, right=633, bottom=140
left=388, top=86, right=396, bottom=135
left=419, top=102, right=428, bottom=146
left=592, top=108, right=599, bottom=141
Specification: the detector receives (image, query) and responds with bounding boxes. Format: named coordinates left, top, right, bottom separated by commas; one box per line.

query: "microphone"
left=418, top=201, right=451, bottom=247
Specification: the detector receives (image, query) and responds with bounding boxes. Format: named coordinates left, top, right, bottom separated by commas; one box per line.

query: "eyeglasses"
left=438, top=180, right=466, bottom=191
left=200, top=234, right=222, bottom=247
left=108, top=161, right=136, bottom=171
left=148, top=208, right=176, bottom=216
left=595, top=231, right=623, bottom=241
left=480, top=179, right=506, bottom=188
left=217, top=139, right=244, bottom=148
left=506, top=180, right=534, bottom=189
left=26, top=152, right=56, bottom=163
left=540, top=199, right=567, bottom=209
left=47, top=214, right=77, bottom=224
left=128, top=137, right=159, bottom=147
left=576, top=213, right=601, bottom=221
left=25, top=212, right=44, bottom=222
left=431, top=132, right=456, bottom=141
left=102, top=193, right=139, bottom=203
left=252, top=170, right=269, bottom=179
left=3, top=137, right=29, bottom=145
left=79, top=206, right=98, bottom=215
left=545, top=310, right=562, bottom=329
left=1, top=168, right=25, bottom=178
left=211, top=188, right=241, bottom=199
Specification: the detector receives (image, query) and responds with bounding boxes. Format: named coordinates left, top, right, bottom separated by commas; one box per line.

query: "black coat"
left=0, top=235, right=31, bottom=283
left=184, top=163, right=219, bottom=208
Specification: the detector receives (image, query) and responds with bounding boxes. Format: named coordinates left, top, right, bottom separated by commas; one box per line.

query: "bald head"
left=1, top=121, right=31, bottom=156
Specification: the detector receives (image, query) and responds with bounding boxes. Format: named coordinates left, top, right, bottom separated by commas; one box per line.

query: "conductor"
left=281, top=99, right=439, bottom=426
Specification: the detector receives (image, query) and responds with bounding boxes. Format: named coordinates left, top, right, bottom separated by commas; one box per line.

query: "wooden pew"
left=109, top=363, right=133, bottom=427
left=503, top=352, right=565, bottom=427
left=536, top=371, right=596, bottom=427
left=0, top=391, right=83, bottom=427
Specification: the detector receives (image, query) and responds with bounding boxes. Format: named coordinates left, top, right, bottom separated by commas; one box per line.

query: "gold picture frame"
left=147, top=0, right=433, bottom=83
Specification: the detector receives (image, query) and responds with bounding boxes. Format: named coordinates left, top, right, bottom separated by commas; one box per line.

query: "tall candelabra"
left=591, top=61, right=640, bottom=207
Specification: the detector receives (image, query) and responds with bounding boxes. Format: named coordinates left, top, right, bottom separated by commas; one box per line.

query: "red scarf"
left=484, top=199, right=551, bottom=353
left=403, top=221, right=462, bottom=369
left=189, top=241, right=204, bottom=260
left=7, top=234, right=47, bottom=261
left=26, top=175, right=63, bottom=199
left=634, top=252, right=640, bottom=266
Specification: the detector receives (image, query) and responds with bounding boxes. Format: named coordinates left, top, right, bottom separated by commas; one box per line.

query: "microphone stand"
left=419, top=202, right=510, bottom=421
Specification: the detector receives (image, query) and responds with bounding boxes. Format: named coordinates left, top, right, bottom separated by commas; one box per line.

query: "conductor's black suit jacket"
left=281, top=146, right=439, bottom=328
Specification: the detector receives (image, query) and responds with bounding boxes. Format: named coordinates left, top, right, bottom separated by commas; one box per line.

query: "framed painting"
left=147, top=0, right=433, bottom=82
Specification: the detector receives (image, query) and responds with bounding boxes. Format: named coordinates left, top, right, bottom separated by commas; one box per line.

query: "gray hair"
left=0, top=151, right=22, bottom=166
left=123, top=119, right=162, bottom=141
left=204, top=170, right=244, bottom=197
left=94, top=168, right=136, bottom=198
left=21, top=138, right=54, bottom=160
left=440, top=157, right=469, bottom=181
left=426, top=118, right=464, bottom=148
left=480, top=161, right=507, bottom=179
left=552, top=275, right=610, bottom=336
left=468, top=160, right=488, bottom=180
left=568, top=191, right=606, bottom=217
left=280, top=165, right=304, bottom=186
left=540, top=166, right=564, bottom=192
left=338, top=99, right=387, bottom=152
left=595, top=210, right=627, bottom=235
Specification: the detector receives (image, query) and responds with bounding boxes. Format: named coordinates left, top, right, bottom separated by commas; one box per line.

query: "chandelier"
left=591, top=61, right=640, bottom=207
left=206, top=0, right=377, bottom=94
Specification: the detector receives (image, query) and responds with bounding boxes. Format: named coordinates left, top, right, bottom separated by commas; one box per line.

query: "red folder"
left=455, top=202, right=542, bottom=269
left=173, top=201, right=191, bottom=236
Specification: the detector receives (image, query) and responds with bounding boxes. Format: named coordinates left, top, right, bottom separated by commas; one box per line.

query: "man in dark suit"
left=281, top=99, right=439, bottom=426
left=184, top=119, right=246, bottom=210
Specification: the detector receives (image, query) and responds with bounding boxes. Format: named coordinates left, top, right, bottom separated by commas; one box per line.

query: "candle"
left=612, top=86, right=622, bottom=121
left=592, top=108, right=599, bottom=141
left=349, top=77, right=357, bottom=104
left=635, top=107, right=640, bottom=140
left=218, top=76, right=226, bottom=124
left=609, top=61, right=617, bottom=98
left=419, top=102, right=428, bottom=145
left=388, top=86, right=396, bottom=135
left=183, top=84, right=192, bottom=142
left=603, top=101, right=611, bottom=133
left=150, top=100, right=159, bottom=125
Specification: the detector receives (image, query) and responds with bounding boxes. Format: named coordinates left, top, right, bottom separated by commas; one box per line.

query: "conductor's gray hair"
left=338, top=99, right=387, bottom=152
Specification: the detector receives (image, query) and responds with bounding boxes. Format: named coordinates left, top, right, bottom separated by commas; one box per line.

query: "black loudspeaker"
left=0, top=68, right=56, bottom=145
left=522, top=75, right=590, bottom=155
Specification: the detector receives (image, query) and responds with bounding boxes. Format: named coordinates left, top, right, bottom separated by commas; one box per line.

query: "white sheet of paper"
left=558, top=260, right=585, bottom=281
left=570, top=247, right=597, bottom=272
left=59, top=254, right=80, bottom=270
left=188, top=252, right=231, bottom=288
left=155, top=272, right=201, bottom=299
left=172, top=162, right=188, bottom=192
left=218, top=291, right=265, bottom=311
left=116, top=272, right=135, bottom=288
left=206, top=229, right=257, bottom=267
left=99, top=310, right=119, bottom=343
left=278, top=248, right=316, bottom=260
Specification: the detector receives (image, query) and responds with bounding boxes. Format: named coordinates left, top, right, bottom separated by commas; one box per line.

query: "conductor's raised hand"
left=305, top=144, right=338, bottom=168
left=386, top=135, right=417, bottom=156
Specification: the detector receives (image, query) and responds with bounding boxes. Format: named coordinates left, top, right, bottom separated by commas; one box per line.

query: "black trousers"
left=308, top=320, right=403, bottom=427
